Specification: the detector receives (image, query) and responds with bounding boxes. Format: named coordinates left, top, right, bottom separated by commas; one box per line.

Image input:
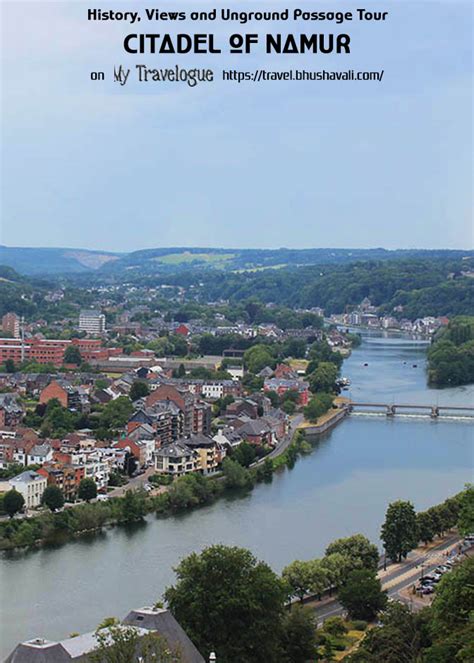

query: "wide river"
left=0, top=332, right=473, bottom=657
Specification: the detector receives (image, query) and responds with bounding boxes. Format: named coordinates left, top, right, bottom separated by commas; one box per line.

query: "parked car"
left=421, top=575, right=440, bottom=584
left=418, top=585, right=435, bottom=594
left=436, top=565, right=450, bottom=574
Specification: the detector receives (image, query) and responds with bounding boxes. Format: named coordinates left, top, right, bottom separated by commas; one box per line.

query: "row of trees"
left=282, top=533, right=380, bottom=604
left=380, top=488, right=473, bottom=563
left=0, top=489, right=148, bottom=549
left=2, top=478, right=99, bottom=518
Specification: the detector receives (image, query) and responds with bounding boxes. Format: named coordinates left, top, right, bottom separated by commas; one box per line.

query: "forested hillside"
left=427, top=317, right=474, bottom=386
left=179, top=258, right=474, bottom=317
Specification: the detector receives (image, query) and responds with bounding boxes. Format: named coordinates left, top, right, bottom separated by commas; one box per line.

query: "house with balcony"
left=153, top=441, right=197, bottom=477
left=184, top=434, right=220, bottom=474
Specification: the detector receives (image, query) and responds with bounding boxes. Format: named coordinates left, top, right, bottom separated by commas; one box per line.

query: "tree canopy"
left=164, top=544, right=288, bottom=663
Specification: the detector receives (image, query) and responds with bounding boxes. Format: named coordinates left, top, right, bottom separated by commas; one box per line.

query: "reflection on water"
left=0, top=332, right=472, bottom=656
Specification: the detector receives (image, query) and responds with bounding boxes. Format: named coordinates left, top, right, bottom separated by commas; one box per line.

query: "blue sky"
left=1, top=1, right=472, bottom=251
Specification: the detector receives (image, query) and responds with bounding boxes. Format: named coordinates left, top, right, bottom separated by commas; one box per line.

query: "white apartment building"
left=9, top=470, right=47, bottom=509
left=79, top=309, right=106, bottom=335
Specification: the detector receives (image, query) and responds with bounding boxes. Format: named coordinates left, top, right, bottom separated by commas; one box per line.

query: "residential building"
left=213, top=426, right=244, bottom=450
left=37, top=463, right=85, bottom=502
left=263, top=377, right=310, bottom=406
left=146, top=384, right=211, bottom=436
left=27, top=443, right=53, bottom=465
left=0, top=393, right=24, bottom=427
left=5, top=606, right=205, bottom=663
left=9, top=470, right=47, bottom=508
left=238, top=419, right=274, bottom=446
left=79, top=309, right=106, bottom=335
left=184, top=434, right=220, bottom=474
left=154, top=441, right=197, bottom=477
left=2, top=312, right=20, bottom=338
left=39, top=380, right=90, bottom=412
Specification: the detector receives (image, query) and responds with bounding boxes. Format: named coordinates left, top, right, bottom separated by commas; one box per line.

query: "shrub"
left=324, top=616, right=348, bottom=636
left=351, top=620, right=368, bottom=631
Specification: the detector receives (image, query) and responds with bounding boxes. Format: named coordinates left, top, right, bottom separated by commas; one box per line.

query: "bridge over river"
left=348, top=402, right=474, bottom=418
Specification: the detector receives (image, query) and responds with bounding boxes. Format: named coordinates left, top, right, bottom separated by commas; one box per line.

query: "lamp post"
left=420, top=562, right=425, bottom=580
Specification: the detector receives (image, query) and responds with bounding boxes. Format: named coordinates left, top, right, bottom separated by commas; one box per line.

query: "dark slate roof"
left=182, top=434, right=215, bottom=448
left=238, top=419, right=272, bottom=436
left=5, top=610, right=204, bottom=663
left=123, top=608, right=205, bottom=663
left=154, top=441, right=194, bottom=459
left=4, top=639, right=72, bottom=663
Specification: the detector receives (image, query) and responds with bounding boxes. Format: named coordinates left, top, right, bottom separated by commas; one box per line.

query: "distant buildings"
left=79, top=309, right=106, bottom=335
left=264, top=377, right=310, bottom=406
left=39, top=380, right=90, bottom=412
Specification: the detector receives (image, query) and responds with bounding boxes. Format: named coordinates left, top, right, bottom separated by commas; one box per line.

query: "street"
left=302, top=533, right=470, bottom=623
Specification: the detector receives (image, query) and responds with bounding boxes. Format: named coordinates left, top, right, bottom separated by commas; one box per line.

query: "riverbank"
left=299, top=398, right=349, bottom=436
left=0, top=423, right=316, bottom=552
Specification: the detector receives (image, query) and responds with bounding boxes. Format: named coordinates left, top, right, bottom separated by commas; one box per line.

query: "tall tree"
left=282, top=560, right=314, bottom=602
left=457, top=484, right=474, bottom=535
left=321, top=552, right=353, bottom=591
left=381, top=500, right=419, bottom=562
left=416, top=511, right=435, bottom=545
left=3, top=489, right=25, bottom=518
left=309, top=560, right=329, bottom=599
left=338, top=569, right=387, bottom=621
left=430, top=557, right=474, bottom=635
left=325, top=534, right=379, bottom=571
left=64, top=345, right=82, bottom=366
left=129, top=380, right=150, bottom=402
left=78, top=478, right=97, bottom=502
left=164, top=545, right=287, bottom=663
left=307, top=362, right=338, bottom=393
left=41, top=485, right=65, bottom=512
left=280, top=606, right=319, bottom=663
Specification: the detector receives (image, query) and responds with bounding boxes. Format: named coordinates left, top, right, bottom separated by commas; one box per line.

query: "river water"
left=0, top=332, right=473, bottom=657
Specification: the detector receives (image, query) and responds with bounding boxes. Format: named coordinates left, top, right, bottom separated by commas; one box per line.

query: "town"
left=0, top=299, right=340, bottom=516
left=0, top=284, right=454, bottom=518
